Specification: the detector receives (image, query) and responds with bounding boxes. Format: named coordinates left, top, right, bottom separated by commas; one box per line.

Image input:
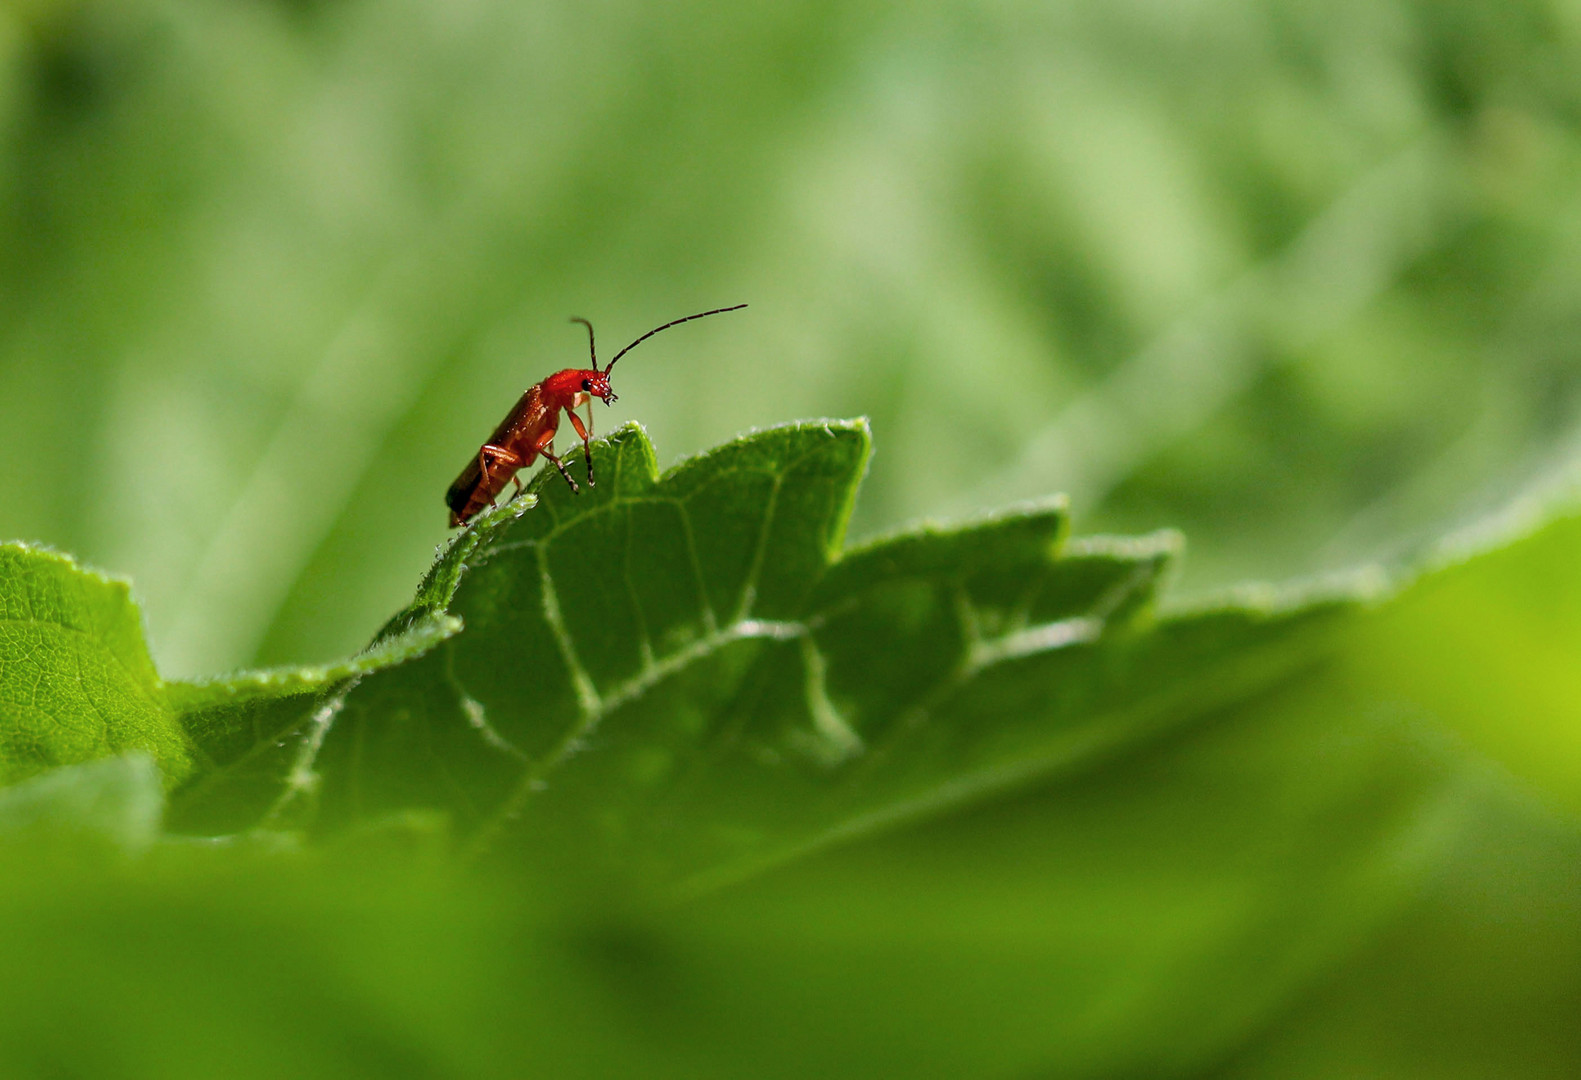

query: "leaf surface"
left=1340, top=510, right=1581, bottom=813
left=3, top=425, right=1580, bottom=1078
left=0, top=541, right=456, bottom=813
left=170, top=422, right=1374, bottom=896
left=0, top=545, right=187, bottom=785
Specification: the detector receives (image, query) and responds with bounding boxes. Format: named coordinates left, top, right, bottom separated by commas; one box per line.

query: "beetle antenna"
left=570, top=317, right=598, bottom=372
left=603, top=304, right=747, bottom=374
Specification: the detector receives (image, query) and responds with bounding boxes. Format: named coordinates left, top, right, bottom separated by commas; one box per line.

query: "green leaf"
left=4, top=423, right=1580, bottom=1078
left=164, top=612, right=460, bottom=834
left=0, top=541, right=455, bottom=827
left=1210, top=783, right=1581, bottom=1078
left=169, top=422, right=1370, bottom=892
left=1340, top=509, right=1581, bottom=813
left=0, top=545, right=187, bottom=785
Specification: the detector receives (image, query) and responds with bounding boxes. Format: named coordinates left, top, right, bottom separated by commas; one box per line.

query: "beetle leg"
left=566, top=407, right=595, bottom=487
left=477, top=444, right=523, bottom=507
left=538, top=445, right=581, bottom=494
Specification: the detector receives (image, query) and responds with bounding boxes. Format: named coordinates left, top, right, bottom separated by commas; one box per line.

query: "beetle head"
left=579, top=370, right=617, bottom=404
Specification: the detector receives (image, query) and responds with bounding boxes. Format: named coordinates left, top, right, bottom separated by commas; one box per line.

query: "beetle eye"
left=581, top=379, right=592, bottom=392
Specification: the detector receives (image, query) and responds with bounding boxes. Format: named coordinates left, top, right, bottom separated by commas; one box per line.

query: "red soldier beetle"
left=445, top=303, right=747, bottom=527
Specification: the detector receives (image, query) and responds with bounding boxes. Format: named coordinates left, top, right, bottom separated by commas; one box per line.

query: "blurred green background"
left=4, top=0, right=1581, bottom=678
left=6, top=4, right=1581, bottom=1075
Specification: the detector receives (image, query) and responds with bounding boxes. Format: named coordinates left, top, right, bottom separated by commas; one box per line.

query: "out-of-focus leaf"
left=599, top=663, right=1474, bottom=1079
left=1210, top=779, right=1581, bottom=1080
left=1341, top=510, right=1581, bottom=813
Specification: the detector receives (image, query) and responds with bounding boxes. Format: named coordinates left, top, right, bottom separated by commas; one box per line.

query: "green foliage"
left=0, top=545, right=186, bottom=784
left=1, top=422, right=1579, bottom=1076
left=164, top=609, right=457, bottom=834
left=0, top=540, right=455, bottom=814
left=1341, top=509, right=1581, bottom=813
left=166, top=422, right=1352, bottom=887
